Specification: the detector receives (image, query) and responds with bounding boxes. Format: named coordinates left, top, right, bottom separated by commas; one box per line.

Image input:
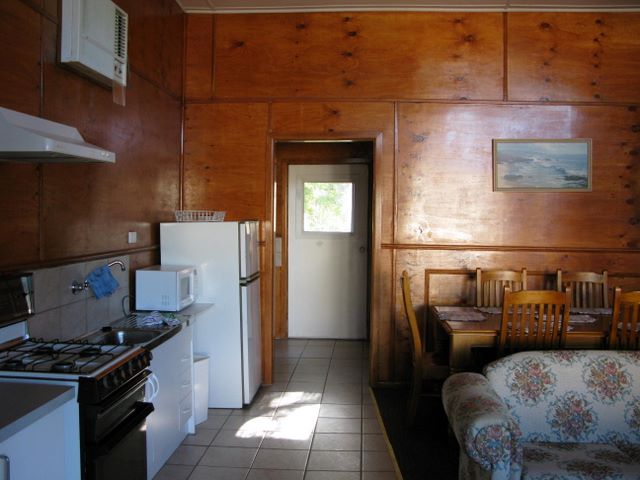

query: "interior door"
left=288, top=164, right=369, bottom=339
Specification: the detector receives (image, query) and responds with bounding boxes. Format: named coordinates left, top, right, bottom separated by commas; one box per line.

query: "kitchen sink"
left=82, top=328, right=166, bottom=346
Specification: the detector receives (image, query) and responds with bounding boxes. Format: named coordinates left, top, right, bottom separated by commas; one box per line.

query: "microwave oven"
left=135, top=265, right=196, bottom=312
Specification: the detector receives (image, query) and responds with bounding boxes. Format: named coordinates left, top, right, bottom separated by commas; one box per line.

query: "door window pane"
left=303, top=182, right=353, bottom=233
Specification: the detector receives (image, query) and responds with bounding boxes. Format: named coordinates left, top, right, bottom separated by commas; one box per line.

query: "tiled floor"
left=154, top=339, right=400, bottom=480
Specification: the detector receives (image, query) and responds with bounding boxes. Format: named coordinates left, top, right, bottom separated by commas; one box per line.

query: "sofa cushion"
left=522, top=442, right=640, bottom=479
left=484, top=351, right=640, bottom=443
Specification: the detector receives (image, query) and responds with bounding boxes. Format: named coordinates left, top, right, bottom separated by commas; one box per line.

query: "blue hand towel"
left=86, top=266, right=119, bottom=299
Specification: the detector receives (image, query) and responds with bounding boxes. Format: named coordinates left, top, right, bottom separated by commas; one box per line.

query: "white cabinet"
left=0, top=395, right=78, bottom=480
left=146, top=323, right=193, bottom=480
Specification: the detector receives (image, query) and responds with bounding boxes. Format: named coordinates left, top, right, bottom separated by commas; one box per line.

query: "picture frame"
left=493, top=139, right=592, bottom=192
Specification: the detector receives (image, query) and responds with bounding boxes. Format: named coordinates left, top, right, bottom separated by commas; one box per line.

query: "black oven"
left=81, top=370, right=154, bottom=480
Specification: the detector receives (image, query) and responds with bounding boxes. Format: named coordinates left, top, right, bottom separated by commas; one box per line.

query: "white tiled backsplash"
left=27, top=256, right=130, bottom=341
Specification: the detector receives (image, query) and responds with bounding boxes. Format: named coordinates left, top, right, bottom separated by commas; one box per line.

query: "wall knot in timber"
left=232, top=40, right=245, bottom=48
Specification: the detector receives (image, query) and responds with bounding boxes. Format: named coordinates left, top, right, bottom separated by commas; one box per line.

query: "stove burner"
left=32, top=346, right=56, bottom=355
left=80, top=346, right=103, bottom=357
left=51, top=361, right=75, bottom=373
left=2, top=359, right=24, bottom=371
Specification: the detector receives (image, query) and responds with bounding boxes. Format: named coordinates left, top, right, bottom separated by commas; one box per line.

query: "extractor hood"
left=0, top=107, right=115, bottom=163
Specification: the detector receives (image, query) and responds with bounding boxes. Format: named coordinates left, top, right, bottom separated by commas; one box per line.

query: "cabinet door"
left=0, top=399, right=78, bottom=480
left=146, top=331, right=184, bottom=480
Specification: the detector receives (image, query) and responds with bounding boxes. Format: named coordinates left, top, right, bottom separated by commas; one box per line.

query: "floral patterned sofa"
left=442, top=350, right=640, bottom=480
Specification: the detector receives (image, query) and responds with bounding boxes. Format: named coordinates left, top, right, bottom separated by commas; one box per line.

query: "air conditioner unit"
left=60, top=0, right=128, bottom=87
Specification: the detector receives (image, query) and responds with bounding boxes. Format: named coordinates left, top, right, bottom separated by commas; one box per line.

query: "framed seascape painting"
left=493, top=139, right=592, bottom=192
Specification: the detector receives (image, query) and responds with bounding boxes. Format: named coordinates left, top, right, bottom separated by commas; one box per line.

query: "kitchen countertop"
left=0, top=382, right=75, bottom=443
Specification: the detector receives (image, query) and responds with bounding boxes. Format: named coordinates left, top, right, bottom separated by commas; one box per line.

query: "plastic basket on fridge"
left=174, top=210, right=226, bottom=222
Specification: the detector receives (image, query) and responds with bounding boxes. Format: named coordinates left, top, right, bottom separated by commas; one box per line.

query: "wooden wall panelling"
left=185, top=14, right=215, bottom=100
left=214, top=12, right=504, bottom=100
left=0, top=164, right=40, bottom=268
left=373, top=247, right=395, bottom=384
left=507, top=13, right=640, bottom=103
left=183, top=103, right=269, bottom=220
left=0, top=0, right=41, bottom=115
left=119, top=0, right=185, bottom=98
left=396, top=103, right=640, bottom=249
left=41, top=15, right=181, bottom=260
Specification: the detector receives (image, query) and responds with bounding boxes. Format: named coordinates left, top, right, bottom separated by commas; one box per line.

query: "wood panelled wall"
left=0, top=0, right=184, bottom=276
left=184, top=11, right=640, bottom=386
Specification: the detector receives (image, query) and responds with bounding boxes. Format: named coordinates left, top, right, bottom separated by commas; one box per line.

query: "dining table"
left=432, top=305, right=611, bottom=372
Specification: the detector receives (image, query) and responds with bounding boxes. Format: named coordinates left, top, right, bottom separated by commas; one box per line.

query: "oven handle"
left=87, top=402, right=154, bottom=456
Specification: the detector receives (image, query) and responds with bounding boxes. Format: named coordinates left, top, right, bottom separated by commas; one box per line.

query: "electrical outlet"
left=127, top=231, right=137, bottom=244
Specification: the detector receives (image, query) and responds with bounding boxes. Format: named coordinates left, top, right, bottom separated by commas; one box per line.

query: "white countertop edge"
left=0, top=382, right=75, bottom=443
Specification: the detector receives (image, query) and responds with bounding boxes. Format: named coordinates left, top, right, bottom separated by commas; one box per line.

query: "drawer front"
left=179, top=366, right=192, bottom=400
left=179, top=396, right=192, bottom=429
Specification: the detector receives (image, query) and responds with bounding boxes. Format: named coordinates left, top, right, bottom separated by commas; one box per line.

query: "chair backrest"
left=557, top=269, right=609, bottom=308
left=497, top=287, right=571, bottom=356
left=401, top=270, right=422, bottom=367
left=476, top=268, right=527, bottom=307
left=609, top=287, right=640, bottom=350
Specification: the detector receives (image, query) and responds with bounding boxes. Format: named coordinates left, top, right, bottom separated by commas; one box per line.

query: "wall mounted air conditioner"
left=60, top=0, right=128, bottom=87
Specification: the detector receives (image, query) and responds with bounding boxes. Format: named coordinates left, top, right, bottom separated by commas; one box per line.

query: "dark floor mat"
left=372, top=387, right=459, bottom=480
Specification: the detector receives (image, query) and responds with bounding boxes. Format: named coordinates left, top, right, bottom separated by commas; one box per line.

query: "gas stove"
left=0, top=337, right=151, bottom=403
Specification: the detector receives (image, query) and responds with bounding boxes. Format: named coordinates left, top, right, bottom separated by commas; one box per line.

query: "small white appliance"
left=160, top=220, right=262, bottom=407
left=135, top=265, right=196, bottom=312
left=60, top=0, right=128, bottom=87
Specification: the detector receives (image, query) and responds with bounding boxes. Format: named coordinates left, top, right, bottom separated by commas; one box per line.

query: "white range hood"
left=0, top=107, right=115, bottom=163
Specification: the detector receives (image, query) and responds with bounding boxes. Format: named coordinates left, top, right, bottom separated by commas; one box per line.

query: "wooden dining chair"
left=557, top=270, right=609, bottom=308
left=476, top=268, right=527, bottom=307
left=497, top=287, right=571, bottom=357
left=609, top=287, right=640, bottom=350
left=400, top=270, right=450, bottom=425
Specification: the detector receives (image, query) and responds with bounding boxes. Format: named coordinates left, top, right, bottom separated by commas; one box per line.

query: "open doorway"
left=273, top=140, right=374, bottom=340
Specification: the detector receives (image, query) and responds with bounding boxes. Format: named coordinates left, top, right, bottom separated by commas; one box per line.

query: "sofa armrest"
left=443, top=373, right=523, bottom=475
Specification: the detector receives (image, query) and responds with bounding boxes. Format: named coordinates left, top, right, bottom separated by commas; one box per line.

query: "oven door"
left=82, top=371, right=154, bottom=480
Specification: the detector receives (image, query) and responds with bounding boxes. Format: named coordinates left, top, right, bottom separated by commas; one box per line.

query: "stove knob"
left=110, top=373, right=120, bottom=388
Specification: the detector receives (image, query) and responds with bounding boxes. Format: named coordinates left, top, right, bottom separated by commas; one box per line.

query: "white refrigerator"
left=160, top=221, right=262, bottom=407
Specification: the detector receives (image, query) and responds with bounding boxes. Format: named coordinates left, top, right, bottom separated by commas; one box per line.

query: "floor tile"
left=198, top=415, right=229, bottom=430
left=304, top=472, right=360, bottom=480
left=361, top=472, right=399, bottom=480
left=222, top=415, right=274, bottom=432
left=188, top=466, right=248, bottom=480
left=182, top=428, right=218, bottom=446
left=153, top=464, right=193, bottom=480
left=306, top=451, right=361, bottom=471
left=247, top=469, right=305, bottom=480
left=312, top=433, right=361, bottom=451
left=362, top=451, right=395, bottom=471
left=362, top=418, right=383, bottom=434
left=318, top=404, right=362, bottom=419
left=252, top=449, right=309, bottom=470
left=166, top=445, right=207, bottom=465
left=262, top=431, right=313, bottom=450
left=315, top=418, right=361, bottom=434
left=362, top=434, right=388, bottom=451
left=198, top=446, right=258, bottom=468
left=212, top=429, right=265, bottom=448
